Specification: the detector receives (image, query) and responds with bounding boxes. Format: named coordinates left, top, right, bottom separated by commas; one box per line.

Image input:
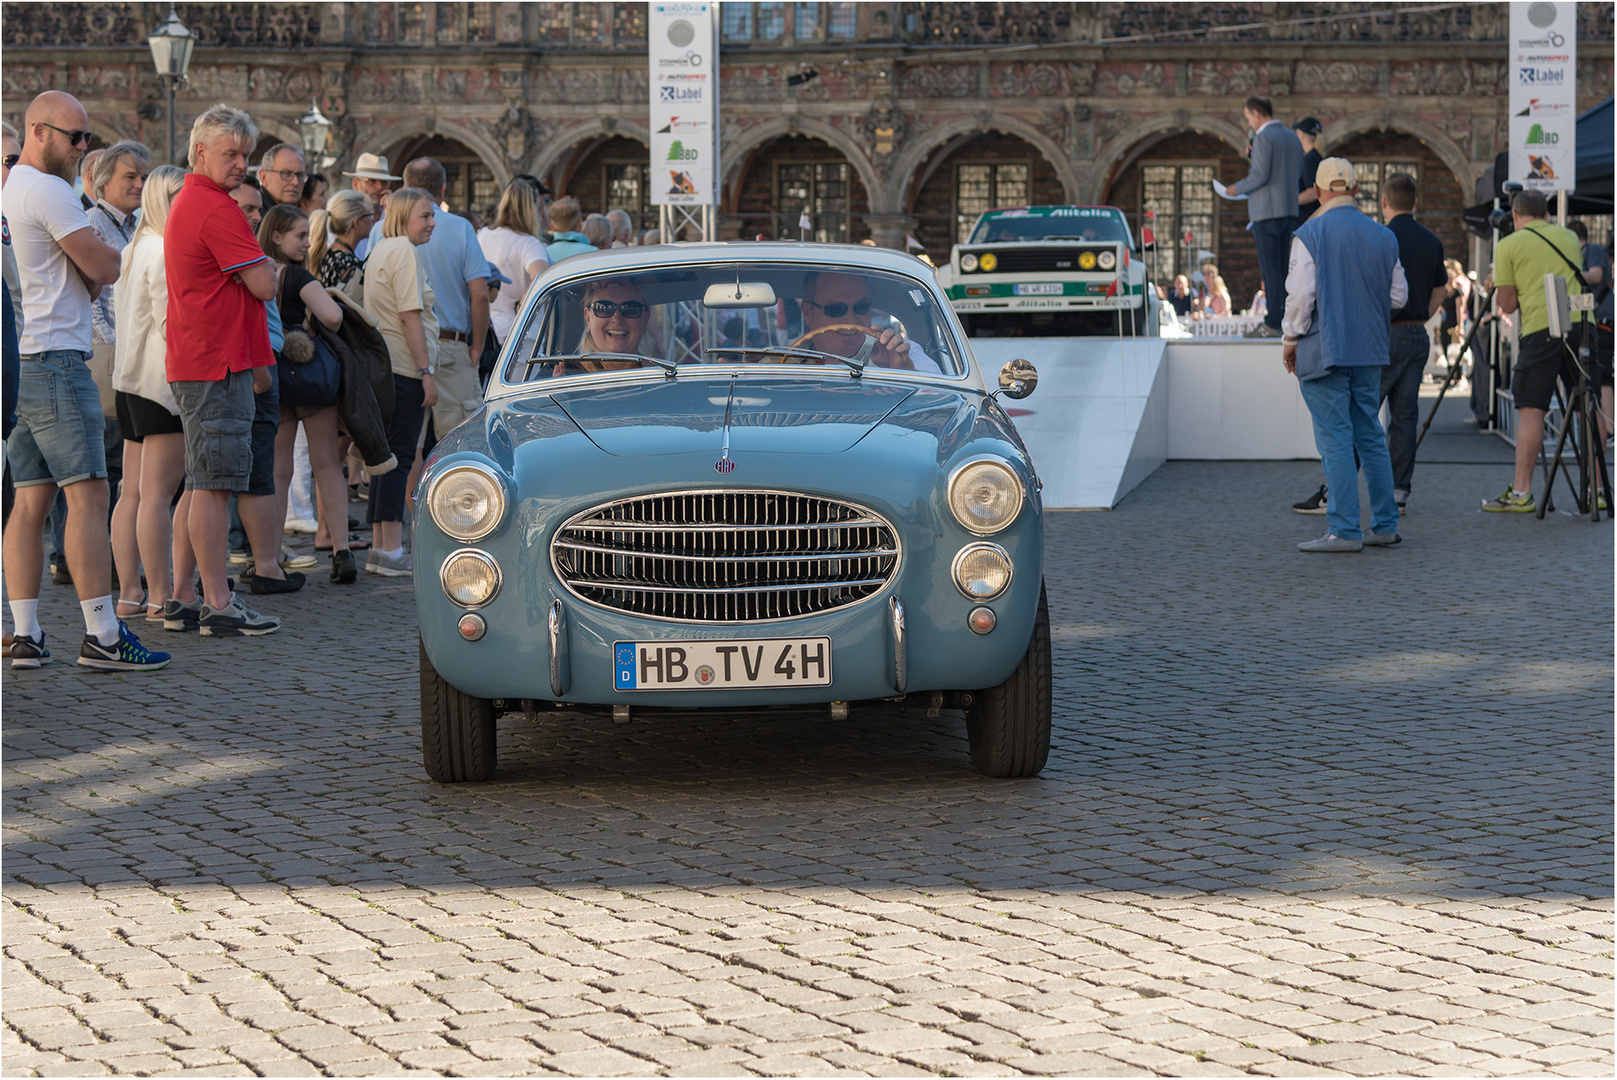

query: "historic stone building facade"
left=5, top=2, right=1612, bottom=301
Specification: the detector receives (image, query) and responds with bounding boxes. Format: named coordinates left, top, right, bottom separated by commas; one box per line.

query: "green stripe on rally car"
left=947, top=281, right=1142, bottom=300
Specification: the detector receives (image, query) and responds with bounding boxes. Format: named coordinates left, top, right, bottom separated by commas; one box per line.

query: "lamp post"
left=146, top=4, right=195, bottom=166
left=297, top=100, right=332, bottom=172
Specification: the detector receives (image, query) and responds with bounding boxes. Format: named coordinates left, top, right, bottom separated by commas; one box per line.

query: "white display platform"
left=970, top=337, right=1317, bottom=509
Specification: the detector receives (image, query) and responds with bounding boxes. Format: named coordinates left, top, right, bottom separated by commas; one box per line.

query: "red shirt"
left=164, top=174, right=273, bottom=382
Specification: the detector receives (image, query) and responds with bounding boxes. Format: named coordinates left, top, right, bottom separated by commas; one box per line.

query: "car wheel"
left=965, top=583, right=1051, bottom=777
left=419, top=636, right=497, bottom=783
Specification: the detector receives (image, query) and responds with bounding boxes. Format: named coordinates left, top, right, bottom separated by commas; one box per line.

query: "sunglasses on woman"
left=588, top=300, right=648, bottom=319
left=805, top=299, right=872, bottom=318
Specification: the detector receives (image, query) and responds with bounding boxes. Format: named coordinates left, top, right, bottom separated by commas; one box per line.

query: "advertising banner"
left=649, top=3, right=718, bottom=207
left=1508, top=1, right=1577, bottom=193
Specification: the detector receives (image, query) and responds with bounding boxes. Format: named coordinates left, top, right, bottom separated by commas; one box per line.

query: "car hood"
left=547, top=377, right=921, bottom=457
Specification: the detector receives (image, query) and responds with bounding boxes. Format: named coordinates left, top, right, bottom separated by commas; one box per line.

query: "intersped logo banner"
left=1508, top=1, right=1577, bottom=192
left=649, top=3, right=717, bottom=206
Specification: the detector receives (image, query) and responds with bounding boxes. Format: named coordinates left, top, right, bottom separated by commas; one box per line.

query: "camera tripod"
left=1414, top=283, right=1494, bottom=451
left=1536, top=315, right=1611, bottom=522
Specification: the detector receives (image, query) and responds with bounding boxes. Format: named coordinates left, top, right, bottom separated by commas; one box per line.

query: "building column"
left=864, top=213, right=912, bottom=251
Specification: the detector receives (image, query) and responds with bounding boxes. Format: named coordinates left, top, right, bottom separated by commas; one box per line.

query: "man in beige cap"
left=344, top=152, right=400, bottom=259
left=1281, top=157, right=1408, bottom=553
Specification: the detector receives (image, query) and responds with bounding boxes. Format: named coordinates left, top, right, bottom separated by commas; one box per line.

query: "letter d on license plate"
left=614, top=638, right=832, bottom=690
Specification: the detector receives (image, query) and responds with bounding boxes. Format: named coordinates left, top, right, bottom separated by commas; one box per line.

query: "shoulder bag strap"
left=1522, top=225, right=1589, bottom=290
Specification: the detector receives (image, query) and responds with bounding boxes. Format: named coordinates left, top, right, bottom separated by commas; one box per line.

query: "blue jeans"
left=1298, top=365, right=1400, bottom=539
left=1380, top=325, right=1429, bottom=496
left=1252, top=217, right=1298, bottom=331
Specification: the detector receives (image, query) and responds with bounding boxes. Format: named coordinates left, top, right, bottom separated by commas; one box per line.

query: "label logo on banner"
left=1507, top=1, right=1576, bottom=193
left=650, top=3, right=716, bottom=206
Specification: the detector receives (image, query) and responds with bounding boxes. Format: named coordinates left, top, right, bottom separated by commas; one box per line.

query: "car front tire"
left=965, top=583, right=1052, bottom=777
left=419, top=636, right=497, bottom=783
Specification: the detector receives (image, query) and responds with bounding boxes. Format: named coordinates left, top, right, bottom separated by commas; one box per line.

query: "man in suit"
left=1224, top=95, right=1304, bottom=339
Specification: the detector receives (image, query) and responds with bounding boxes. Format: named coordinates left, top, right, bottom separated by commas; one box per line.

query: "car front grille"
left=552, top=491, right=899, bottom=623
left=966, top=246, right=1113, bottom=273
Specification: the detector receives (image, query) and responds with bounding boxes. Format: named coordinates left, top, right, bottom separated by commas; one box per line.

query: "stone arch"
left=1085, top=113, right=1250, bottom=204
left=887, top=112, right=1077, bottom=212
left=367, top=116, right=512, bottom=188
left=1320, top=112, right=1476, bottom=194
left=721, top=116, right=880, bottom=214
left=529, top=117, right=652, bottom=193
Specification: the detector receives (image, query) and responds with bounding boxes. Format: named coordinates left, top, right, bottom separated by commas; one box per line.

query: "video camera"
left=1487, top=181, right=1525, bottom=236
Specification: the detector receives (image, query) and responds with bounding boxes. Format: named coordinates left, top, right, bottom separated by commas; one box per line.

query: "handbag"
left=276, top=267, right=341, bottom=409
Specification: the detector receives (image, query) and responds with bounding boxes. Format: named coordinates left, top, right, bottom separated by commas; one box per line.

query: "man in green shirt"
left=1482, top=190, right=1585, bottom=512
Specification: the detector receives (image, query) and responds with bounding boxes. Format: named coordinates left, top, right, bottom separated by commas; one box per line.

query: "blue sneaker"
left=78, top=621, right=172, bottom=672
left=10, top=631, right=52, bottom=669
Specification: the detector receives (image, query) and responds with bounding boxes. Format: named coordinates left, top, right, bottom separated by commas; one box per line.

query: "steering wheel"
left=789, top=323, right=883, bottom=350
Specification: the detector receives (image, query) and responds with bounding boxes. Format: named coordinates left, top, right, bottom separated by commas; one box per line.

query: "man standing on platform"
left=1281, top=158, right=1407, bottom=553
left=1224, top=95, right=1303, bottom=340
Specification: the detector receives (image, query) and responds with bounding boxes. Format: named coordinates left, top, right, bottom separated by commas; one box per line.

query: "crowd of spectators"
left=2, top=91, right=659, bottom=670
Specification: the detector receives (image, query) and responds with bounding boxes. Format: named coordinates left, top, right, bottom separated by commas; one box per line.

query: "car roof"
left=534, top=241, right=940, bottom=282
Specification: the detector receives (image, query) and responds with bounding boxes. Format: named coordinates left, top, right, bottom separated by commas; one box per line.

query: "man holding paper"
left=1220, top=95, right=1304, bottom=339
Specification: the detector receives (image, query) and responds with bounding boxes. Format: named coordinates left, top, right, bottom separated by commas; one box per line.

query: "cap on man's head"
left=1315, top=157, right=1356, bottom=192
left=1293, top=117, right=1323, bottom=136
left=343, top=152, right=401, bottom=181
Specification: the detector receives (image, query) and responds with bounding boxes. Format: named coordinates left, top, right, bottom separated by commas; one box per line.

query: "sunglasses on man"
left=805, top=299, right=872, bottom=318
left=588, top=300, right=648, bottom=319
left=3, top=154, right=18, bottom=169
left=40, top=122, right=92, bottom=147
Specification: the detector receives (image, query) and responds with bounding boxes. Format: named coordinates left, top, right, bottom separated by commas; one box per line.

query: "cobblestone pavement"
left=4, top=407, right=1612, bottom=1077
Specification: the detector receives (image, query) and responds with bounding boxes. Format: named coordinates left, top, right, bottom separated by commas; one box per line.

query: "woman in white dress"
left=476, top=177, right=550, bottom=344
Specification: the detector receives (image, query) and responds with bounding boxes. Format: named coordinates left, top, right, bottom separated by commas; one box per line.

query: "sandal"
left=316, top=532, right=372, bottom=552
left=115, top=597, right=148, bottom=618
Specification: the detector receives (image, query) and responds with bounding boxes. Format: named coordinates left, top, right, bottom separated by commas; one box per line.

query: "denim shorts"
left=171, top=370, right=255, bottom=492
left=6, top=350, right=110, bottom=488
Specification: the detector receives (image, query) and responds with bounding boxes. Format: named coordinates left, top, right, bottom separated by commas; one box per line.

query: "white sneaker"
left=370, top=549, right=413, bottom=577
left=280, top=546, right=319, bottom=570
left=284, top=518, right=319, bottom=535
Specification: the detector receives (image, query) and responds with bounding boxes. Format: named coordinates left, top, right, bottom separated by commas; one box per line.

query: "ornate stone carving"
left=350, top=68, right=421, bottom=105
left=249, top=66, right=318, bottom=103
left=860, top=98, right=907, bottom=179
left=494, top=101, right=534, bottom=162
left=1094, top=63, right=1168, bottom=97
left=723, top=66, right=786, bottom=104
left=1293, top=62, right=1378, bottom=95
left=496, top=2, right=524, bottom=43
left=897, top=64, right=974, bottom=100
left=67, top=65, right=138, bottom=100
left=532, top=68, right=603, bottom=104
left=616, top=67, right=648, bottom=105
left=990, top=63, right=1065, bottom=98
left=2, top=65, right=56, bottom=97
left=1578, top=57, right=1614, bottom=100
left=1186, top=62, right=1264, bottom=97
left=1388, top=62, right=1473, bottom=97
left=177, top=65, right=250, bottom=102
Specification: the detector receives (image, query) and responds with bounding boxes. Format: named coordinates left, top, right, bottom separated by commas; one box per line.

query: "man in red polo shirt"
left=164, top=104, right=282, bottom=638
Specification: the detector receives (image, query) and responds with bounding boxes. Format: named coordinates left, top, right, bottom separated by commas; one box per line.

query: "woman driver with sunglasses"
left=574, top=278, right=656, bottom=371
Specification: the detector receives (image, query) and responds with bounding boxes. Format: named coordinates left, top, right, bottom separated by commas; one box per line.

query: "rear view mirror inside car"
left=703, top=281, right=777, bottom=308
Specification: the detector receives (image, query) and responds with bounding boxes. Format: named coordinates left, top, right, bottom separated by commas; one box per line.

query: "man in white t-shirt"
left=2, top=91, right=170, bottom=672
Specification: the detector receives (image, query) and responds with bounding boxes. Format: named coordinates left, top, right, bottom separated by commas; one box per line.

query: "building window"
left=724, top=2, right=785, bottom=41
left=604, top=162, right=653, bottom=232
left=796, top=2, right=857, bottom=40
left=777, top=162, right=849, bottom=242
left=1141, top=163, right=1216, bottom=286
left=954, top=162, right=1029, bottom=244
left=1349, top=161, right=1420, bottom=222
left=443, top=160, right=497, bottom=217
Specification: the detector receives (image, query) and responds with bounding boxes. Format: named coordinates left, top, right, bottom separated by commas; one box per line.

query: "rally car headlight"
left=427, top=463, right=506, bottom=541
left=960, top=253, right=979, bottom=272
left=949, top=459, right=1024, bottom=535
left=1098, top=250, right=1117, bottom=270
left=953, top=543, right=1013, bottom=601
left=441, top=549, right=501, bottom=608
left=978, top=252, right=998, bottom=272
left=1078, top=251, right=1098, bottom=270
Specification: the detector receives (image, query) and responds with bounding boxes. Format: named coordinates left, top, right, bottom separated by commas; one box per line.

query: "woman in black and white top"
left=309, top=190, right=375, bottom=306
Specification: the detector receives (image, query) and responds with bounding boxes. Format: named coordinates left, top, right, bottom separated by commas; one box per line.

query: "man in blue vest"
left=1281, top=158, right=1409, bottom=552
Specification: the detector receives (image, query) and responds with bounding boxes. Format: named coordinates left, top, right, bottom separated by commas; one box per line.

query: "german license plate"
left=614, top=638, right=831, bottom=691
left=1014, top=283, right=1064, bottom=296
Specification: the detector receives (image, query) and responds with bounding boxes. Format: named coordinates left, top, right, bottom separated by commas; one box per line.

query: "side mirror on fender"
left=994, top=358, right=1038, bottom=400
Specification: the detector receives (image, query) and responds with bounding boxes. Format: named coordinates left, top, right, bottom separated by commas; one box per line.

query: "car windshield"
left=501, top=262, right=965, bottom=383
left=968, top=208, right=1135, bottom=248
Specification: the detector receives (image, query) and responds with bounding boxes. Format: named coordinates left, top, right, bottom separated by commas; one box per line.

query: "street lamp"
left=297, top=100, right=332, bottom=171
left=146, top=4, right=195, bottom=166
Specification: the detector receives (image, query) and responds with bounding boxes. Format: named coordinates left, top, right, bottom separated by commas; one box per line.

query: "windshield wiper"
left=704, top=346, right=865, bottom=374
left=522, top=352, right=677, bottom=378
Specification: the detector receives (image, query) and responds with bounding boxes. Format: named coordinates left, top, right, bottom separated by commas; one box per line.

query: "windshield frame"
left=486, top=245, right=976, bottom=399
left=966, top=206, right=1138, bottom=251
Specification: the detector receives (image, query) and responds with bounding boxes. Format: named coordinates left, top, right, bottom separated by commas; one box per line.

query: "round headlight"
left=953, top=543, right=1013, bottom=601
left=979, top=252, right=998, bottom=272
left=1078, top=251, right=1098, bottom=270
left=428, top=464, right=506, bottom=541
left=441, top=549, right=501, bottom=608
left=960, top=253, right=979, bottom=272
left=1098, top=250, right=1117, bottom=270
left=949, top=459, right=1024, bottom=534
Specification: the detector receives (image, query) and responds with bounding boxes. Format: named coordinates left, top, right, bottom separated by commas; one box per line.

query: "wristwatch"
left=418, top=367, right=433, bottom=377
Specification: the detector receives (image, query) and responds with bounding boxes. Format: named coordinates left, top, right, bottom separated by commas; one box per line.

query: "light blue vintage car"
left=413, top=243, right=1049, bottom=781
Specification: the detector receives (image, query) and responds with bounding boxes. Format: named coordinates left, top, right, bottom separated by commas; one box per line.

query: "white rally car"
left=938, top=205, right=1157, bottom=337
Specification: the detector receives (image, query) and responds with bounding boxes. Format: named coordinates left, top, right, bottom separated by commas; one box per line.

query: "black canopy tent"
left=1463, top=95, right=1614, bottom=236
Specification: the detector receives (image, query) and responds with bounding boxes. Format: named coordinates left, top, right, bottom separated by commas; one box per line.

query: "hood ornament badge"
left=715, top=372, right=737, bottom=474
